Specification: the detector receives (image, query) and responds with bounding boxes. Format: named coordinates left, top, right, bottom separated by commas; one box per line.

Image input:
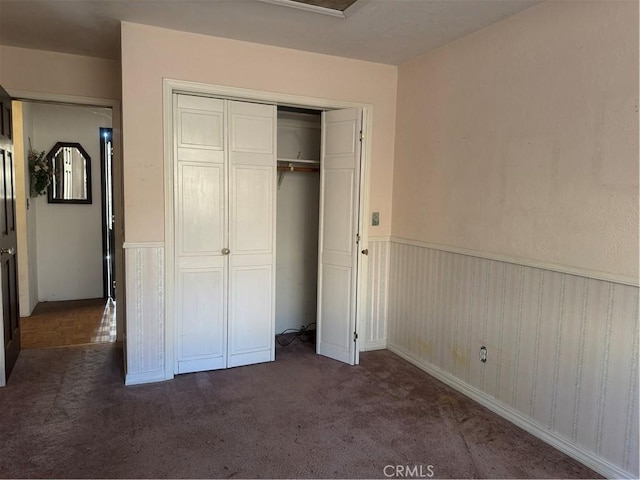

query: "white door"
left=227, top=100, right=276, bottom=367
left=175, top=94, right=227, bottom=374
left=174, top=95, right=276, bottom=374
left=317, top=108, right=363, bottom=365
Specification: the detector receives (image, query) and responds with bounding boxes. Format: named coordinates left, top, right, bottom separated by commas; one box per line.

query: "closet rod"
left=277, top=163, right=319, bottom=189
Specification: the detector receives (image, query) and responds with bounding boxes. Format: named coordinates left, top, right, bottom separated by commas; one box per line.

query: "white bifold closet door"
left=317, top=107, right=363, bottom=365
left=174, top=94, right=276, bottom=374
left=227, top=101, right=276, bottom=368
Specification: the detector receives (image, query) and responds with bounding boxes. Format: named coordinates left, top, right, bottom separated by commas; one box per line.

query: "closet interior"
left=275, top=107, right=322, bottom=345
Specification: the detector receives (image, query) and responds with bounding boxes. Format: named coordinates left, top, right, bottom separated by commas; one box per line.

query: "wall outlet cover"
left=372, top=211, right=379, bottom=226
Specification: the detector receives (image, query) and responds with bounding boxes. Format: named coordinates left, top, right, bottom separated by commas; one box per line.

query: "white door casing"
left=174, top=94, right=276, bottom=374
left=317, top=107, right=363, bottom=365
left=161, top=79, right=373, bottom=383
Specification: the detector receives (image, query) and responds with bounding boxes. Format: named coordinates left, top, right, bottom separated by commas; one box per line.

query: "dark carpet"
left=0, top=341, right=599, bottom=479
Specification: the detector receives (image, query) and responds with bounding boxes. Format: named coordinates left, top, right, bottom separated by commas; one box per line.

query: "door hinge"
left=356, top=233, right=361, bottom=244
left=359, top=130, right=364, bottom=141
left=354, top=331, right=358, bottom=342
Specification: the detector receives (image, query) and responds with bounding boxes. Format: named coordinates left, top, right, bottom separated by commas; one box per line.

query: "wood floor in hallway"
left=19, top=298, right=116, bottom=349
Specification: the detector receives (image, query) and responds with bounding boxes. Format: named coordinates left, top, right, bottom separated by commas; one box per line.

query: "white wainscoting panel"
left=386, top=240, right=639, bottom=479
left=365, top=239, right=389, bottom=350
left=124, top=244, right=166, bottom=385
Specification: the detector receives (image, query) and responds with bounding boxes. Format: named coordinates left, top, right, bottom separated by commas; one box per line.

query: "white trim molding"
left=363, top=340, right=387, bottom=351
left=386, top=240, right=639, bottom=479
left=124, top=245, right=166, bottom=385
left=364, top=238, right=390, bottom=350
left=162, top=78, right=375, bottom=379
left=390, top=236, right=638, bottom=287
left=388, top=343, right=636, bottom=480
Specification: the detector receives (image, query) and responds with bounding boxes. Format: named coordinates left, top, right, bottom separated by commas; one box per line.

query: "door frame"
left=4, top=90, right=125, bottom=342
left=99, top=127, right=115, bottom=299
left=162, top=79, right=373, bottom=380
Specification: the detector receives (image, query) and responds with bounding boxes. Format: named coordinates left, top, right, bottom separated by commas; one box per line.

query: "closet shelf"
left=277, top=165, right=318, bottom=173
left=277, top=158, right=320, bottom=165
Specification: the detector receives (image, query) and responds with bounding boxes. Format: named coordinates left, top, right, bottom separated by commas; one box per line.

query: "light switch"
left=372, top=212, right=379, bottom=226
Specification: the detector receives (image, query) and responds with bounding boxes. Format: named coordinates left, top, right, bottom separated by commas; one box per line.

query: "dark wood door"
left=0, top=85, right=20, bottom=382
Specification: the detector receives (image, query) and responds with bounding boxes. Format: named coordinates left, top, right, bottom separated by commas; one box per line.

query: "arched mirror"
left=47, top=142, right=92, bottom=204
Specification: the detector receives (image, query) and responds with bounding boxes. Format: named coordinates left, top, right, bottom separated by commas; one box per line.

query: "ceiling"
left=0, top=0, right=540, bottom=66
left=280, top=0, right=359, bottom=12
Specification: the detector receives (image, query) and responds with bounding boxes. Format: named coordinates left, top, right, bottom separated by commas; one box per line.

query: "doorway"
left=275, top=105, right=366, bottom=366
left=0, top=88, right=123, bottom=386
left=163, top=80, right=372, bottom=379
left=12, top=102, right=116, bottom=350
left=274, top=107, right=321, bottom=350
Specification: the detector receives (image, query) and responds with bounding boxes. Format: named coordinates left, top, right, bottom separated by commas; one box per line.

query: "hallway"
left=19, top=298, right=116, bottom=349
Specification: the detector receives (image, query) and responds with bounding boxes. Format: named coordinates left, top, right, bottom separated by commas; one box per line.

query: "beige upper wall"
left=121, top=22, right=397, bottom=242
left=0, top=45, right=121, bottom=100
left=392, top=0, right=639, bottom=279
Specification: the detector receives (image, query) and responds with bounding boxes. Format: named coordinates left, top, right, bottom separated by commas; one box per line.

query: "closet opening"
left=274, top=106, right=322, bottom=351
left=162, top=79, right=370, bottom=384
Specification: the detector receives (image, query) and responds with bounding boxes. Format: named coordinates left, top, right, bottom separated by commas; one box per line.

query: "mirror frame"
left=46, top=142, right=92, bottom=204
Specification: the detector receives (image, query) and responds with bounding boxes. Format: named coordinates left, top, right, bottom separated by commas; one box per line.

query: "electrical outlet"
left=480, top=346, right=488, bottom=363
left=372, top=212, right=379, bottom=226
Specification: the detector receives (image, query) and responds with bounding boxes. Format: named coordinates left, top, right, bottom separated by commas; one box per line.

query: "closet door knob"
left=361, top=249, right=369, bottom=255
left=0, top=247, right=15, bottom=256
left=221, top=248, right=230, bottom=255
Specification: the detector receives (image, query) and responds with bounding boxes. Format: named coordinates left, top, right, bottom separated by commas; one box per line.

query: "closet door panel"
left=177, top=267, right=226, bottom=374
left=178, top=111, right=223, bottom=150
left=324, top=119, right=356, bottom=156
left=319, top=264, right=352, bottom=356
left=177, top=148, right=224, bottom=164
left=227, top=265, right=273, bottom=368
left=321, top=169, right=355, bottom=256
left=177, top=97, right=223, bottom=141
left=178, top=163, right=224, bottom=256
left=227, top=100, right=276, bottom=367
left=231, top=116, right=273, bottom=153
left=317, top=107, right=362, bottom=366
left=174, top=96, right=276, bottom=374
left=230, top=166, right=272, bottom=254
left=174, top=93, right=228, bottom=374
left=176, top=96, right=224, bottom=163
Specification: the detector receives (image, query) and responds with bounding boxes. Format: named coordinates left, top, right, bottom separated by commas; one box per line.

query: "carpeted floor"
left=0, top=341, right=600, bottom=479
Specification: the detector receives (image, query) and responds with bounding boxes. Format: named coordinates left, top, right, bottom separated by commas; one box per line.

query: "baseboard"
left=364, top=340, right=387, bottom=351
left=125, top=370, right=167, bottom=386
left=387, top=342, right=636, bottom=480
